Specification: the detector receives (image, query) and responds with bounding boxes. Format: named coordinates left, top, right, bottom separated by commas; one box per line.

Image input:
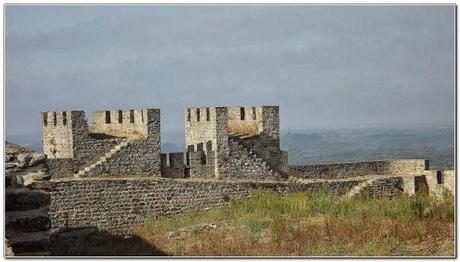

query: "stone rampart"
left=289, top=159, right=427, bottom=179
left=161, top=152, right=185, bottom=178
left=90, top=109, right=149, bottom=140
left=424, top=170, right=455, bottom=199
left=49, top=177, right=364, bottom=235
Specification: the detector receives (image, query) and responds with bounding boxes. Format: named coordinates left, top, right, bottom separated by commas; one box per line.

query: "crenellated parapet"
left=42, top=108, right=161, bottom=179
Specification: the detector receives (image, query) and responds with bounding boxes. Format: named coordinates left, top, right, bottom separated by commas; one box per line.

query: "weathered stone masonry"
left=43, top=108, right=161, bottom=178
left=49, top=177, right=363, bottom=235
left=42, top=105, right=455, bottom=237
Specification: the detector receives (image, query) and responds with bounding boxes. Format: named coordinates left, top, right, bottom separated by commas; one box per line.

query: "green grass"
left=135, top=189, right=454, bottom=256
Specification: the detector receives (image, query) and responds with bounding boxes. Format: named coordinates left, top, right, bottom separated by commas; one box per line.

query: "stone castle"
left=17, top=105, right=455, bottom=240
left=43, top=106, right=289, bottom=180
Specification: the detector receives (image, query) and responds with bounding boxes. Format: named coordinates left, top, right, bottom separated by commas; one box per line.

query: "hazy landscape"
left=7, top=125, right=454, bottom=171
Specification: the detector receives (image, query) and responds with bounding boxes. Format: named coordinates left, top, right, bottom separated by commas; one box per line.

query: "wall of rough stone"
left=424, top=170, right=455, bottom=199
left=45, top=109, right=161, bottom=179
left=184, top=107, right=219, bottom=152
left=185, top=107, right=229, bottom=178
left=85, top=138, right=161, bottom=177
left=219, top=138, right=282, bottom=180
left=161, top=152, right=185, bottom=178
left=357, top=177, right=404, bottom=198
left=42, top=111, right=84, bottom=159
left=187, top=151, right=215, bottom=178
left=49, top=177, right=363, bottom=235
left=289, top=159, right=427, bottom=179
left=90, top=109, right=148, bottom=140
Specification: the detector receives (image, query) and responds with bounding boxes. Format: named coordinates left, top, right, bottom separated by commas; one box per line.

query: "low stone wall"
left=49, top=177, right=364, bottom=235
left=424, top=170, right=455, bottom=199
left=289, top=159, right=427, bottom=179
left=358, top=177, right=404, bottom=198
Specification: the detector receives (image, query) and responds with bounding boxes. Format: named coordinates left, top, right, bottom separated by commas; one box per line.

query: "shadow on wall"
left=49, top=227, right=168, bottom=256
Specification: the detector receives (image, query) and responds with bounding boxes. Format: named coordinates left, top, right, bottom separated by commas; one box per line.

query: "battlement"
left=42, top=111, right=88, bottom=159
left=43, top=107, right=161, bottom=178
left=90, top=108, right=159, bottom=140
left=185, top=105, right=279, bottom=139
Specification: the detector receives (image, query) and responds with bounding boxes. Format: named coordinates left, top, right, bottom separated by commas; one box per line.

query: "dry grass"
left=135, top=189, right=455, bottom=257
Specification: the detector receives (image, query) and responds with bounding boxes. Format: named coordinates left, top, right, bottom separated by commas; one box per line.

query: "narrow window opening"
left=130, top=110, right=135, bottom=123
left=240, top=107, right=245, bottom=120
left=206, top=141, right=212, bottom=151
left=197, top=108, right=200, bottom=121
left=53, top=112, right=57, bottom=125
left=437, top=171, right=443, bottom=184
left=185, top=153, right=190, bottom=166
left=105, top=111, right=111, bottom=124
left=206, top=108, right=210, bottom=121
left=43, top=113, right=48, bottom=126
left=201, top=153, right=206, bottom=165
left=252, top=107, right=257, bottom=120
left=141, top=110, right=144, bottom=123
left=187, top=145, right=195, bottom=152
left=197, top=143, right=204, bottom=151
left=118, top=110, right=123, bottom=123
left=62, top=112, right=67, bottom=126
left=166, top=153, right=170, bottom=167
left=187, top=109, right=191, bottom=121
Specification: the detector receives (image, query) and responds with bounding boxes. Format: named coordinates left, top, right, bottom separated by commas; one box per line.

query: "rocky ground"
left=5, top=141, right=51, bottom=256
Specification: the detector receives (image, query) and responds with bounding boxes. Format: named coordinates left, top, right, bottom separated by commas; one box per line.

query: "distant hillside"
left=6, top=127, right=454, bottom=170
left=281, top=127, right=454, bottom=170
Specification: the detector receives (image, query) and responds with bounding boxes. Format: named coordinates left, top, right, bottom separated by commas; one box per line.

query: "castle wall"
left=42, top=111, right=84, bottom=159
left=185, top=107, right=229, bottom=178
left=161, top=152, right=185, bottom=178
left=44, top=109, right=161, bottom=179
left=187, top=151, right=215, bottom=178
left=219, top=138, right=283, bottom=180
left=49, top=177, right=363, bottom=235
left=424, top=170, right=455, bottom=199
left=357, top=177, right=404, bottom=199
left=185, top=107, right=220, bottom=152
left=90, top=109, right=149, bottom=140
left=289, top=159, right=427, bottom=179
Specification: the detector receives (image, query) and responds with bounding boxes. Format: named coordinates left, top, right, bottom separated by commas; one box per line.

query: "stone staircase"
left=75, top=139, right=129, bottom=178
left=227, top=134, right=280, bottom=179
left=5, top=142, right=52, bottom=257
left=6, top=178, right=51, bottom=257
left=341, top=178, right=378, bottom=200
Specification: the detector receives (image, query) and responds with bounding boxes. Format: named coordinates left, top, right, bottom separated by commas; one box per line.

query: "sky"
left=5, top=5, right=455, bottom=136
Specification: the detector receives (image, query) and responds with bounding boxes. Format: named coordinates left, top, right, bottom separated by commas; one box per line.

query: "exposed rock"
left=5, top=238, right=14, bottom=256
left=17, top=152, right=46, bottom=168
left=5, top=141, right=51, bottom=256
left=21, top=169, right=50, bottom=187
left=50, top=226, right=98, bottom=239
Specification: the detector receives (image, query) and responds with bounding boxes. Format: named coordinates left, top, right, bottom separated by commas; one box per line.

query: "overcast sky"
left=5, top=5, right=455, bottom=135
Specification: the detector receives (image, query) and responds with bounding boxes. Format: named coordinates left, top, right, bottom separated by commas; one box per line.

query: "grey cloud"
left=5, top=5, right=455, bottom=136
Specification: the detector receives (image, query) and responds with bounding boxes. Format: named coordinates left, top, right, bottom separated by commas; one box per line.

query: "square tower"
left=184, top=105, right=283, bottom=179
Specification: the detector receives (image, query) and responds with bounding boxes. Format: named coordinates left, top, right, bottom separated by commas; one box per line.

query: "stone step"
left=26, top=180, right=51, bottom=191
left=6, top=188, right=50, bottom=211
left=6, top=208, right=50, bottom=232
left=6, top=174, right=12, bottom=187
left=14, top=251, right=51, bottom=257
left=75, top=139, right=129, bottom=177
left=8, top=231, right=50, bottom=254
